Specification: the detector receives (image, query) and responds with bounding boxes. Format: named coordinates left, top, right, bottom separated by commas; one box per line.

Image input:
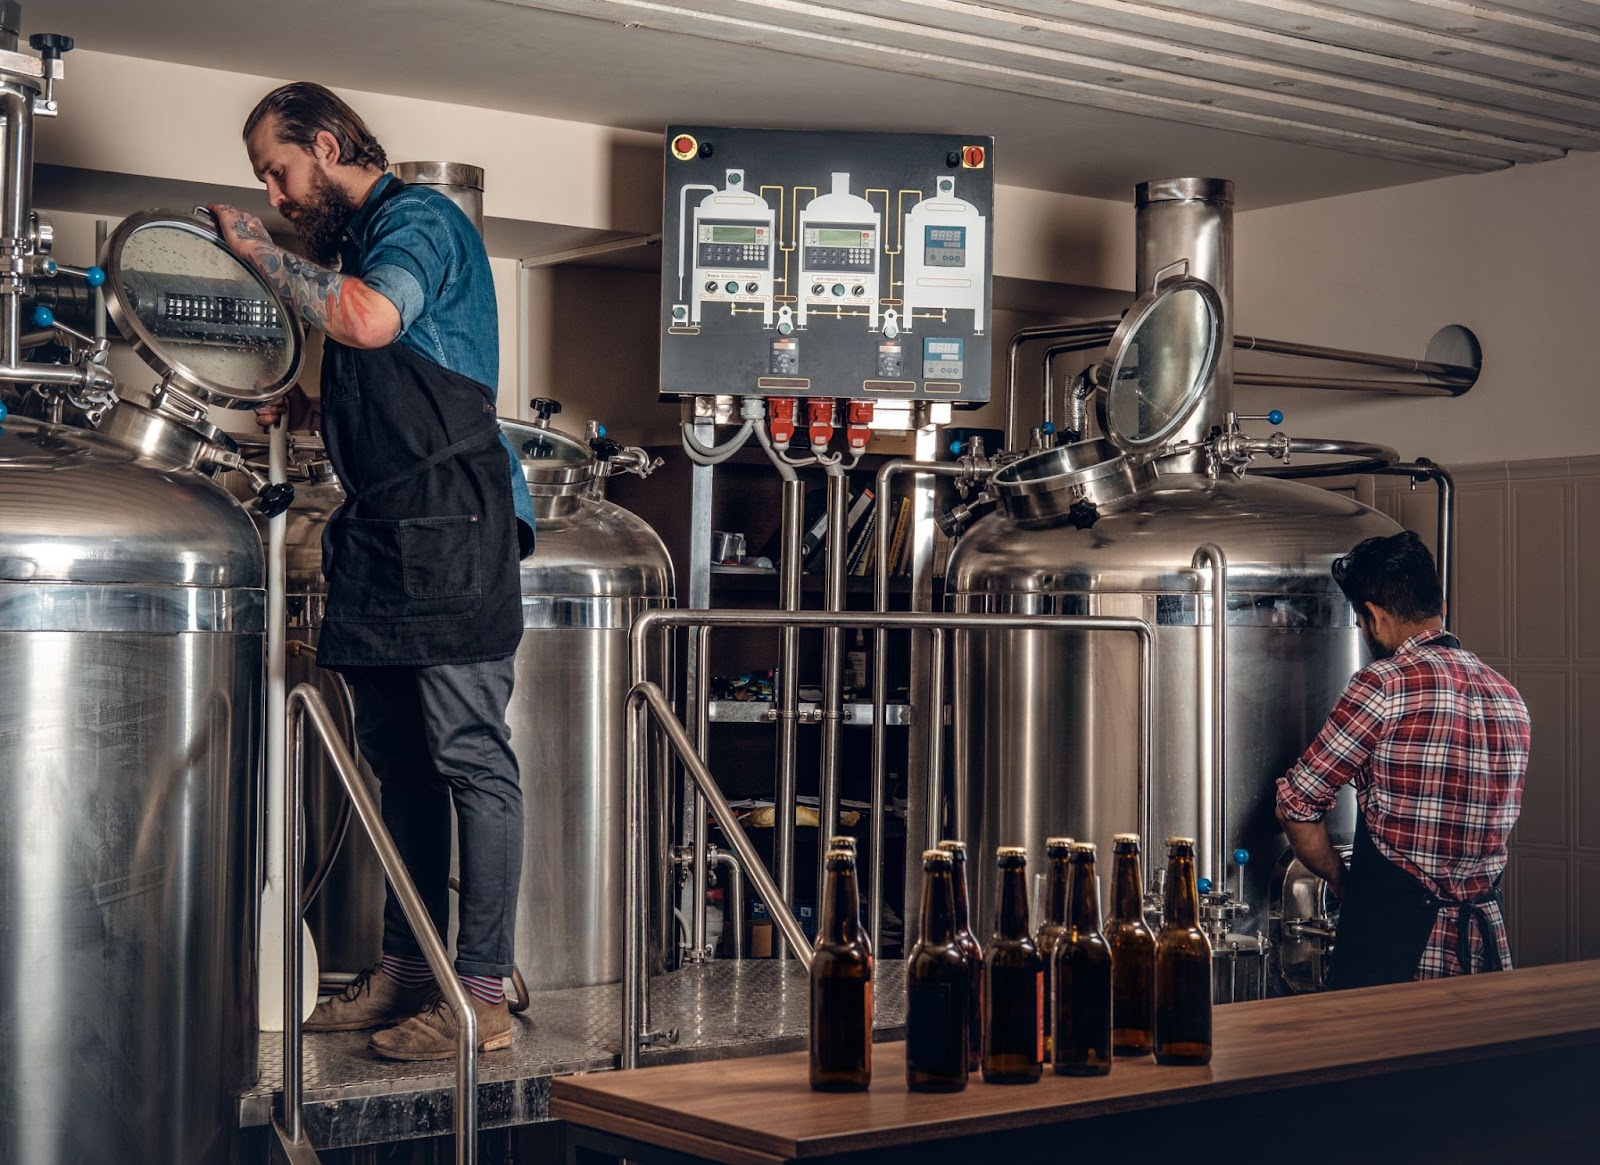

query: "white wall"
left=1232, top=151, right=1600, bottom=464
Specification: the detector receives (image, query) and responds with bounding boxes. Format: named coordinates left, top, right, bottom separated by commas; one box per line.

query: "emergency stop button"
left=961, top=144, right=987, bottom=169
left=671, top=133, right=698, bottom=161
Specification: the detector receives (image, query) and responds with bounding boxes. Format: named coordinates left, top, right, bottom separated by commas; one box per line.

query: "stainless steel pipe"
left=689, top=624, right=711, bottom=961
left=1234, top=371, right=1460, bottom=396
left=775, top=477, right=804, bottom=960
left=712, top=849, right=746, bottom=960
left=817, top=468, right=849, bottom=912
left=284, top=684, right=478, bottom=1164
left=1190, top=544, right=1228, bottom=890
left=1004, top=320, right=1119, bottom=449
left=1235, top=333, right=1477, bottom=384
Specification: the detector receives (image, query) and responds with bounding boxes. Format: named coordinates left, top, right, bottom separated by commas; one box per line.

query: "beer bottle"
left=937, top=839, right=984, bottom=1073
left=906, top=849, right=968, bottom=1092
left=1107, top=833, right=1156, bottom=1057
left=982, top=847, right=1044, bottom=1084
left=810, top=847, right=873, bottom=1091
left=1052, top=843, right=1112, bottom=1076
left=1034, top=837, right=1074, bottom=1060
left=828, top=835, right=857, bottom=853
left=1155, top=837, right=1213, bottom=1066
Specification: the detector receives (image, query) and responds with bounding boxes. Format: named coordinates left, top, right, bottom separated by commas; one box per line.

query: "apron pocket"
left=400, top=515, right=483, bottom=599
left=325, top=516, right=482, bottom=623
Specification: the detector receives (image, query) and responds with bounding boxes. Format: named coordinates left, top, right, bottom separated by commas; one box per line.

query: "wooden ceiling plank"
left=494, top=0, right=1514, bottom=170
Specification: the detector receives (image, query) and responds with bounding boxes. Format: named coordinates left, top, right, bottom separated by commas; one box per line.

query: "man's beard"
left=279, top=168, right=357, bottom=265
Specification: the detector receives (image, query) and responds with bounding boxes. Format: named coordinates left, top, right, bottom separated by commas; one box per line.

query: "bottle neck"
left=1164, top=850, right=1199, bottom=928
left=921, top=867, right=957, bottom=944
left=948, top=856, right=973, bottom=935
left=1046, top=855, right=1071, bottom=926
left=996, top=865, right=1030, bottom=939
left=1068, top=858, right=1100, bottom=931
left=821, top=864, right=862, bottom=945
left=1112, top=850, right=1144, bottom=923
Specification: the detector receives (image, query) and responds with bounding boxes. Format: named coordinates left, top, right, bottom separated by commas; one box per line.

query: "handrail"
left=623, top=607, right=1154, bottom=1069
left=281, top=684, right=479, bottom=1165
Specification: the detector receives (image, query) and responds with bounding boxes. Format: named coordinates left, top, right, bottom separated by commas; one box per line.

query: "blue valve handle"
left=1197, top=877, right=1213, bottom=895
left=595, top=424, right=607, bottom=438
left=1267, top=409, right=1284, bottom=425
left=1233, top=847, right=1250, bottom=866
left=31, top=305, right=54, bottom=328
left=0, top=400, right=9, bottom=422
left=948, top=439, right=963, bottom=455
left=84, top=266, right=106, bottom=288
left=1041, top=421, right=1055, bottom=434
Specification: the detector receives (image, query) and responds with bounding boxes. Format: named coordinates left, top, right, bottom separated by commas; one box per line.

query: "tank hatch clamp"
left=585, top=420, right=664, bottom=479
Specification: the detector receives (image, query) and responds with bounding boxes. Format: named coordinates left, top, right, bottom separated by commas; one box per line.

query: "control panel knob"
left=745, top=281, right=759, bottom=293
left=528, top=397, right=563, bottom=424
left=811, top=283, right=825, bottom=296
left=851, top=286, right=864, bottom=297
left=724, top=281, right=739, bottom=294
left=704, top=281, right=717, bottom=293
left=831, top=284, right=846, bottom=297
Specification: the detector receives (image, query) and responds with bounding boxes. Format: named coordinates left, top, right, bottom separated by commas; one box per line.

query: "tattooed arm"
left=207, top=203, right=402, bottom=349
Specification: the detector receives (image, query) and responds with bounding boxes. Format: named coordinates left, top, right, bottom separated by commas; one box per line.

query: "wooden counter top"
left=552, top=960, right=1600, bottom=1164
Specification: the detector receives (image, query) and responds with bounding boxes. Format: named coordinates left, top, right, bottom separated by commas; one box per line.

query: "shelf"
left=708, top=700, right=915, bottom=726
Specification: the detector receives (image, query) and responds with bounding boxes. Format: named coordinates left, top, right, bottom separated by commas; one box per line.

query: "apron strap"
left=1437, top=884, right=1503, bottom=975
left=344, top=426, right=500, bottom=511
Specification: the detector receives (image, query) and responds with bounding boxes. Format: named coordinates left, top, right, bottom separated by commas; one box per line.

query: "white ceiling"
left=30, top=0, right=1600, bottom=208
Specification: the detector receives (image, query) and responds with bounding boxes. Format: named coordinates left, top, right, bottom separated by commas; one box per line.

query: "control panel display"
left=923, top=225, right=967, bottom=268
left=661, top=125, right=993, bottom=404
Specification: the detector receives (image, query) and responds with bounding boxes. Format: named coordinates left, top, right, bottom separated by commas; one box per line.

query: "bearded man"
left=210, top=82, right=535, bottom=1061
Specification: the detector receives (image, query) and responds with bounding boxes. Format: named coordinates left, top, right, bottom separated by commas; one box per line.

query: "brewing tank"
left=950, top=468, right=1397, bottom=939
left=0, top=414, right=264, bottom=1164
left=274, top=419, right=673, bottom=990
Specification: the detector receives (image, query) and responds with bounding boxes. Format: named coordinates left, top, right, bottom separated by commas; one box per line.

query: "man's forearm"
left=1279, top=814, right=1348, bottom=898
left=238, top=238, right=396, bottom=346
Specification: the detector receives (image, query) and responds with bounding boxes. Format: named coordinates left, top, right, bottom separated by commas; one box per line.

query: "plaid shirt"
left=1277, top=628, right=1530, bottom=978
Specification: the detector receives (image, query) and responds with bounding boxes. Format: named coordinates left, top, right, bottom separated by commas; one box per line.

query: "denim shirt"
left=343, top=173, right=535, bottom=553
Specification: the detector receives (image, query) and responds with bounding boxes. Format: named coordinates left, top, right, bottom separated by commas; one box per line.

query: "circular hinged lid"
left=101, top=209, right=304, bottom=410
left=500, top=419, right=595, bottom=491
left=1096, top=275, right=1222, bottom=456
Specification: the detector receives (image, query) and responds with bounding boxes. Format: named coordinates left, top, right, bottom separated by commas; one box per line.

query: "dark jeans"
left=345, top=657, right=522, bottom=977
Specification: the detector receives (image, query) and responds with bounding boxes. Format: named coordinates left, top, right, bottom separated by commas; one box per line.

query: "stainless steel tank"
left=0, top=417, right=266, bottom=1164
left=502, top=417, right=673, bottom=989
left=266, top=417, right=672, bottom=990
left=950, top=179, right=1399, bottom=952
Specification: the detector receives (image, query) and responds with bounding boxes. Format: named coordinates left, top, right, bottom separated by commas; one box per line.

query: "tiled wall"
left=1370, top=456, right=1600, bottom=966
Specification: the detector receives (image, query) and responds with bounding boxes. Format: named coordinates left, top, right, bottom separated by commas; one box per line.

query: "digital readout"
left=923, top=225, right=966, bottom=267
left=808, top=227, right=874, bottom=248
left=706, top=225, right=761, bottom=244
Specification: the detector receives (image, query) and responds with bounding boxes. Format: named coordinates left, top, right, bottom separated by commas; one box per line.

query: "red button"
left=962, top=145, right=986, bottom=168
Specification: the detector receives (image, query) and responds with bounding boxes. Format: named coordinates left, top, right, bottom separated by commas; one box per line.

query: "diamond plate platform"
left=240, top=960, right=906, bottom=1150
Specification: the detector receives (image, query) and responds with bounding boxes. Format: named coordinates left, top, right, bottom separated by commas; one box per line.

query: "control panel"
left=662, top=126, right=993, bottom=404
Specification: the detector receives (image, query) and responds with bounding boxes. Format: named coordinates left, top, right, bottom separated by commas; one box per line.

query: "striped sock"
left=380, top=951, right=435, bottom=990
left=461, top=974, right=505, bottom=1007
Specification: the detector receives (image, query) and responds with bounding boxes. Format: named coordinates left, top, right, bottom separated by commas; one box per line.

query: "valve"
left=54, top=263, right=105, bottom=288
left=1064, top=498, right=1100, bottom=530
left=28, top=34, right=75, bottom=115
left=767, top=397, right=797, bottom=450
left=1198, top=877, right=1213, bottom=895
left=845, top=400, right=873, bottom=453
left=528, top=397, right=562, bottom=427
left=807, top=397, right=835, bottom=456
left=255, top=480, right=296, bottom=520
left=589, top=436, right=623, bottom=462
left=31, top=304, right=53, bottom=329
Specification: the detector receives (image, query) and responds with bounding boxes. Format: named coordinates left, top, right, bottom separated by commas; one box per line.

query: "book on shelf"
left=885, top=495, right=913, bottom=577
left=802, top=486, right=874, bottom=572
left=847, top=507, right=878, bottom=575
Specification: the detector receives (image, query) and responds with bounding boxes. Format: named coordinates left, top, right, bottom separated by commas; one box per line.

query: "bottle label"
left=907, top=980, right=962, bottom=1076
left=1035, top=969, right=1045, bottom=1064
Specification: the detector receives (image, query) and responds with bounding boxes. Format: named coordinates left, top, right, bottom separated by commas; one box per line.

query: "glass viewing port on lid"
left=1096, top=276, right=1222, bottom=456
left=100, top=209, right=304, bottom=409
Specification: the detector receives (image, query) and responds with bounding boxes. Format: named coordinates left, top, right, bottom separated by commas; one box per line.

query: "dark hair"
left=1331, top=531, right=1442, bottom=623
left=244, top=82, right=387, bottom=171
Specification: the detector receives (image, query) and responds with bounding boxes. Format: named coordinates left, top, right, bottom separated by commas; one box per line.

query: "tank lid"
left=101, top=208, right=304, bottom=413
left=1097, top=274, right=1222, bottom=457
left=389, top=161, right=484, bottom=192
left=500, top=418, right=595, bottom=491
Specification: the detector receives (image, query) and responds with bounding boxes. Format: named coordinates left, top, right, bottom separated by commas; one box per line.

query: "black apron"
left=1329, top=814, right=1504, bottom=990
left=314, top=190, right=521, bottom=669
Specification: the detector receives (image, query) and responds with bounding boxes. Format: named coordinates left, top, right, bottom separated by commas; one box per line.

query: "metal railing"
left=623, top=607, right=1154, bottom=1069
left=277, top=684, right=480, bottom=1165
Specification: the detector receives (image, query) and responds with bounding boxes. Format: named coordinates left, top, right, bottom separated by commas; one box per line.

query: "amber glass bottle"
left=983, top=847, right=1044, bottom=1084
left=1155, top=837, right=1213, bottom=1066
left=906, top=849, right=969, bottom=1092
left=1107, top=833, right=1156, bottom=1057
left=1034, top=837, right=1074, bottom=1060
left=810, top=848, right=873, bottom=1091
left=937, top=839, right=984, bottom=1073
left=1052, top=843, right=1112, bottom=1076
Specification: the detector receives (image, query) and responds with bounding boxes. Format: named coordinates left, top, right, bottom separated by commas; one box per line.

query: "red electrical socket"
left=808, top=398, right=836, bottom=454
left=846, top=400, right=874, bottom=451
left=767, top=397, right=798, bottom=450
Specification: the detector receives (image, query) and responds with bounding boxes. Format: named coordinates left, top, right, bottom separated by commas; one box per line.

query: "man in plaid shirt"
left=1276, top=531, right=1529, bottom=989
